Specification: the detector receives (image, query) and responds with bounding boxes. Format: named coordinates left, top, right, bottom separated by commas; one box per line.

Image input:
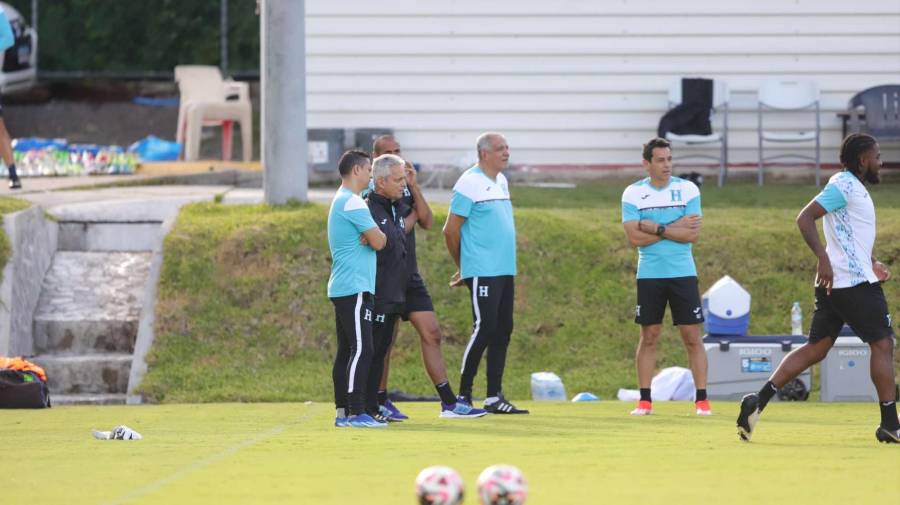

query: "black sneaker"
left=368, top=411, right=392, bottom=424
left=875, top=425, right=900, bottom=443
left=484, top=394, right=529, bottom=415
left=736, top=393, right=761, bottom=442
left=8, top=178, right=21, bottom=189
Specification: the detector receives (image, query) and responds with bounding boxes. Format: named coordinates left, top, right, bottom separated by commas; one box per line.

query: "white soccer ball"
left=477, top=464, right=528, bottom=505
left=415, top=465, right=464, bottom=505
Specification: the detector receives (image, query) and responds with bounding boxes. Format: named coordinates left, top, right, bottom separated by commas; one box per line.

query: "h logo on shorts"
left=670, top=189, right=682, bottom=202
left=363, top=309, right=372, bottom=322
left=375, top=313, right=386, bottom=323
left=635, top=305, right=641, bottom=317
left=479, top=285, right=489, bottom=298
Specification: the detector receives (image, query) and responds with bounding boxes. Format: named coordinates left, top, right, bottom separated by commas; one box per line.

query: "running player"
left=737, top=133, right=898, bottom=443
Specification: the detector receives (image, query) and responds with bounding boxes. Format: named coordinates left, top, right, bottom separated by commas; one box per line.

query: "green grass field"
left=2, top=401, right=897, bottom=504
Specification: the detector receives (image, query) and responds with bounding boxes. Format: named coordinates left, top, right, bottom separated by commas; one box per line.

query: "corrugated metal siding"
left=305, top=0, right=900, bottom=166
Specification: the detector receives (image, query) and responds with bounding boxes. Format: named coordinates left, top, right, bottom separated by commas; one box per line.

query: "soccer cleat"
left=695, top=399, right=713, bottom=416
left=484, top=394, right=529, bottom=414
left=369, top=411, right=392, bottom=424
left=347, top=413, right=388, bottom=428
left=378, top=404, right=404, bottom=422
left=381, top=399, right=409, bottom=420
left=630, top=400, right=652, bottom=416
left=334, top=416, right=350, bottom=428
left=440, top=402, right=488, bottom=419
left=875, top=426, right=900, bottom=443
left=737, top=393, right=761, bottom=442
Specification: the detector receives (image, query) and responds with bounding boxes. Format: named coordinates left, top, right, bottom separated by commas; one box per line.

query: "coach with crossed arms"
left=443, top=132, right=528, bottom=415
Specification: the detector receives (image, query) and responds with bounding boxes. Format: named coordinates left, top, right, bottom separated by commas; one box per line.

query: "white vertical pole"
left=261, top=0, right=308, bottom=204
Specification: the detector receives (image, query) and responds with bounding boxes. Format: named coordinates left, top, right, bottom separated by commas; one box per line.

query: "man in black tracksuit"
left=365, top=153, right=410, bottom=420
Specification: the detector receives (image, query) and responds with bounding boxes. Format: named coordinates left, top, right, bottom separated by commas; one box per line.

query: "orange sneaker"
left=695, top=399, right=713, bottom=416
left=630, top=400, right=652, bottom=416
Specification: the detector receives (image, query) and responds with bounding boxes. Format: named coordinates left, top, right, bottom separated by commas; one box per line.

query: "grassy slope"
left=1, top=402, right=897, bottom=505
left=0, top=196, right=32, bottom=272
left=139, top=183, right=900, bottom=403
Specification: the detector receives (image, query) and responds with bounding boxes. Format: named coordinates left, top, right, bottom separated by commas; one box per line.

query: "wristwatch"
left=656, top=225, right=666, bottom=236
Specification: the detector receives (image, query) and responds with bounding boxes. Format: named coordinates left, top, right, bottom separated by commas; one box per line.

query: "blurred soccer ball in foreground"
left=477, top=464, right=528, bottom=505
left=415, top=465, right=464, bottom=505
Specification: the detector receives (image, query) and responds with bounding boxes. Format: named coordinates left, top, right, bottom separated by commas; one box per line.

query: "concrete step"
left=32, top=251, right=151, bottom=353
left=31, top=353, right=132, bottom=395
left=33, top=320, right=137, bottom=354
left=57, top=221, right=162, bottom=252
left=51, top=393, right=127, bottom=406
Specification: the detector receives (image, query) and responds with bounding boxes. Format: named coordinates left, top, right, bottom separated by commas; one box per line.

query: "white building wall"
left=305, top=0, right=900, bottom=167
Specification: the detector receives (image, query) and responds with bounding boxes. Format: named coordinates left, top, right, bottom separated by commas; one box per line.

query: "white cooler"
left=704, top=335, right=811, bottom=400
left=820, top=336, right=879, bottom=402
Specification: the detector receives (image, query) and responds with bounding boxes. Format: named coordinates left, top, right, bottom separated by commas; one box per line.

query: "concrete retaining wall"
left=0, top=207, right=58, bottom=356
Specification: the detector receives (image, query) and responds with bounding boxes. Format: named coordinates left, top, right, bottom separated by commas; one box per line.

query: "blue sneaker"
left=348, top=413, right=388, bottom=428
left=382, top=399, right=409, bottom=420
left=334, top=416, right=350, bottom=428
left=378, top=404, right=405, bottom=422
left=440, top=402, right=487, bottom=419
left=456, top=394, right=473, bottom=406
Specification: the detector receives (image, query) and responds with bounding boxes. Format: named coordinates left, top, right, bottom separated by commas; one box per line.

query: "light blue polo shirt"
left=0, top=9, right=13, bottom=52
left=327, top=187, right=378, bottom=297
left=621, top=176, right=701, bottom=279
left=449, top=166, right=517, bottom=279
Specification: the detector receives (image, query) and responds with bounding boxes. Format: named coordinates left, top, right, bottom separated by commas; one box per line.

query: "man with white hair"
left=443, top=132, right=528, bottom=414
left=364, top=154, right=415, bottom=422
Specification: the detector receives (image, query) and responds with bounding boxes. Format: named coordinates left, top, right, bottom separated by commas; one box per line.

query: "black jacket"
left=366, top=191, right=408, bottom=313
left=657, top=78, right=714, bottom=138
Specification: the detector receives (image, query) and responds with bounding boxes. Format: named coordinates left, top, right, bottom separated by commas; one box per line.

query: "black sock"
left=639, top=388, right=651, bottom=402
left=879, top=401, right=900, bottom=430
left=696, top=389, right=707, bottom=402
left=436, top=382, right=457, bottom=405
left=757, top=381, right=778, bottom=412
left=7, top=163, right=17, bottom=180
left=377, top=390, right=387, bottom=406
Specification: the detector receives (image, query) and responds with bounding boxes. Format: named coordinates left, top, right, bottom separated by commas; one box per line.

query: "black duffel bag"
left=0, top=369, right=50, bottom=408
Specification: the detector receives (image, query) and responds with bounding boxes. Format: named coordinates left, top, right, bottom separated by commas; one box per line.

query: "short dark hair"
left=642, top=137, right=671, bottom=162
left=337, top=149, right=370, bottom=177
left=839, top=133, right=877, bottom=174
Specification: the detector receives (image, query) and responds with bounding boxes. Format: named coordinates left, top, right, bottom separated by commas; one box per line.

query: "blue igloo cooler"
left=702, top=275, right=750, bottom=336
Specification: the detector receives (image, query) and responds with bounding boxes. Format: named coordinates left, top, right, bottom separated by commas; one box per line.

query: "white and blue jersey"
left=0, top=8, right=13, bottom=53
left=621, top=176, right=701, bottom=279
left=814, top=171, right=878, bottom=289
left=449, top=166, right=517, bottom=279
left=327, top=187, right=378, bottom=298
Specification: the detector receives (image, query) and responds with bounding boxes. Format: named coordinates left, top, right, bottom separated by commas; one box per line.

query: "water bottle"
left=530, top=372, right=567, bottom=401
left=791, top=302, right=803, bottom=335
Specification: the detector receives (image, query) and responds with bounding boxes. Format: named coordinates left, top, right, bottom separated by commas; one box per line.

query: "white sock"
left=336, top=407, right=346, bottom=418
left=484, top=396, right=500, bottom=405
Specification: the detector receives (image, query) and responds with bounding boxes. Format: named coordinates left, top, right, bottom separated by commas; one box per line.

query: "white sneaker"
left=93, top=425, right=142, bottom=440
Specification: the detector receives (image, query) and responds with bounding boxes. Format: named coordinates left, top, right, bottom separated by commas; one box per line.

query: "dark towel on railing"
left=658, top=78, right=714, bottom=138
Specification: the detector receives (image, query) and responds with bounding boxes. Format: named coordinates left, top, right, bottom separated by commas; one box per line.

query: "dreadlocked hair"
left=839, top=133, right=877, bottom=174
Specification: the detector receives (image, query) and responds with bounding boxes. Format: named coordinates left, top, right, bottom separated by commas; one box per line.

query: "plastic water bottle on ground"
left=791, top=301, right=803, bottom=335
left=531, top=372, right=567, bottom=401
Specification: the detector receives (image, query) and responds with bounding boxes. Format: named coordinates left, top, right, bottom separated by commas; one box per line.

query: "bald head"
left=373, top=135, right=401, bottom=157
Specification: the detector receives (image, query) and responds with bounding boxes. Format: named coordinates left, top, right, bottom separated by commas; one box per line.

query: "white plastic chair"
left=174, top=65, right=253, bottom=162
left=666, top=79, right=730, bottom=187
left=757, top=79, right=821, bottom=186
